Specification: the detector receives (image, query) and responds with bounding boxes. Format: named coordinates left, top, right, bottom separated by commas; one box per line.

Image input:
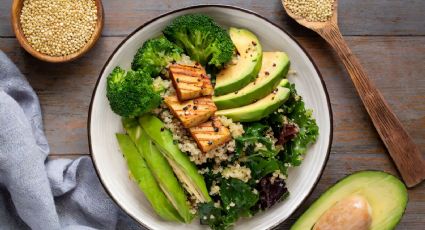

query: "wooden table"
left=1, top=0, right=424, bottom=229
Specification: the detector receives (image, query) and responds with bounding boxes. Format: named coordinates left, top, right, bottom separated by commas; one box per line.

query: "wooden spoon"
left=282, top=0, right=425, bottom=187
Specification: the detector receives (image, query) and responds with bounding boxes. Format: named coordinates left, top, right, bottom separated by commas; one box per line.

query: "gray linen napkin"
left=0, top=51, right=140, bottom=230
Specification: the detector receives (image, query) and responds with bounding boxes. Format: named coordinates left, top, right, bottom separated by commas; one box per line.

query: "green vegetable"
left=281, top=84, right=319, bottom=166
left=235, top=123, right=279, bottom=159
left=106, top=67, right=162, bottom=117
left=247, top=156, right=284, bottom=181
left=199, top=178, right=259, bottom=230
left=139, top=114, right=212, bottom=203
left=122, top=118, right=193, bottom=223
left=131, top=36, right=183, bottom=76
left=163, top=14, right=234, bottom=68
left=115, top=134, right=182, bottom=222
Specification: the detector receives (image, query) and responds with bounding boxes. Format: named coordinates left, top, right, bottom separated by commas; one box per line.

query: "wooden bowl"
left=11, top=0, right=104, bottom=63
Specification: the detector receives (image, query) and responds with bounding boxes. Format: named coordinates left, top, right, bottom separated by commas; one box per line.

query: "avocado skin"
left=115, top=134, right=183, bottom=222
left=214, top=28, right=263, bottom=96
left=214, top=52, right=290, bottom=109
left=215, top=85, right=290, bottom=122
left=139, top=115, right=212, bottom=203
left=291, top=171, right=408, bottom=230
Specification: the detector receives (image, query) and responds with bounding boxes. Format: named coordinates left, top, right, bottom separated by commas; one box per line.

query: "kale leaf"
left=235, top=123, right=279, bottom=159
left=281, top=84, right=319, bottom=166
left=198, top=178, right=259, bottom=230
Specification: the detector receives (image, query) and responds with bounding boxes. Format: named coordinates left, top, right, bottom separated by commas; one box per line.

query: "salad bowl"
left=88, top=5, right=333, bottom=230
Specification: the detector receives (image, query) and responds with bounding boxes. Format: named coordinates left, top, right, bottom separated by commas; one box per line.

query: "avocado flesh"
left=291, top=171, right=408, bottom=230
left=215, top=84, right=290, bottom=122
left=213, top=52, right=290, bottom=109
left=115, top=134, right=182, bottom=222
left=122, top=119, right=194, bottom=223
left=214, top=28, right=262, bottom=96
left=139, top=115, right=212, bottom=203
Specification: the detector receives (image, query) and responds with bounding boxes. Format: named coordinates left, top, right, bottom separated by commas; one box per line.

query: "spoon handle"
left=317, top=23, right=425, bottom=188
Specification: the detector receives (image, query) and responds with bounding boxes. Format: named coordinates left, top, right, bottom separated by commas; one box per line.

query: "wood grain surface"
left=1, top=0, right=424, bottom=229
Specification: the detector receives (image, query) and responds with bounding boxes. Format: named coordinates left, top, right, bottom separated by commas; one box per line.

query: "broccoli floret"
left=106, top=67, right=162, bottom=117
left=163, top=14, right=234, bottom=68
left=131, top=37, right=183, bottom=76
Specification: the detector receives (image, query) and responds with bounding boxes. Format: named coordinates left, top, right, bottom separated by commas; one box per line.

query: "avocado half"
left=213, top=52, right=290, bottom=109
left=291, top=171, right=408, bottom=230
left=214, top=28, right=262, bottom=96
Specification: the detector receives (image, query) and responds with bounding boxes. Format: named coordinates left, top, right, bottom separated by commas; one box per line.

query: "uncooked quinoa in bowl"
left=89, top=5, right=332, bottom=230
left=12, top=0, right=103, bottom=62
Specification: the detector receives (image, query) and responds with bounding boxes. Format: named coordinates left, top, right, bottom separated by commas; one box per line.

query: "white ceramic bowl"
left=89, top=5, right=333, bottom=230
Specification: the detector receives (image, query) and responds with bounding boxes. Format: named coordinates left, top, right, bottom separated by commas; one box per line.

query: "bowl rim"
left=87, top=4, right=334, bottom=229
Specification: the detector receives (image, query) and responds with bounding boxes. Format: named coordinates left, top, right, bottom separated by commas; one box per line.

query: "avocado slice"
left=213, top=52, right=290, bottom=109
left=214, top=28, right=262, bottom=96
left=139, top=114, right=212, bottom=204
left=122, top=118, right=193, bottom=223
left=215, top=80, right=290, bottom=122
left=115, top=134, right=183, bottom=222
left=291, top=171, right=408, bottom=230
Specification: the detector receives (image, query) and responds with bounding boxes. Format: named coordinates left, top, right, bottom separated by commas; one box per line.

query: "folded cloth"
left=0, top=51, right=141, bottom=230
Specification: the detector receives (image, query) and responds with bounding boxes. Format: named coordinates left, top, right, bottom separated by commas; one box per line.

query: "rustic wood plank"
left=1, top=36, right=424, bottom=229
left=1, top=0, right=425, bottom=37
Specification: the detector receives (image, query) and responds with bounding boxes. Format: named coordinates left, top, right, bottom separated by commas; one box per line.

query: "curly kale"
left=163, top=14, right=234, bottom=68
left=106, top=67, right=161, bottom=117
left=131, top=36, right=183, bottom=76
left=280, top=83, right=319, bottom=166
left=199, top=178, right=259, bottom=230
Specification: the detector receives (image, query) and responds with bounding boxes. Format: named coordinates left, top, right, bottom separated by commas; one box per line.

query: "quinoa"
left=176, top=54, right=196, bottom=66
left=219, top=116, right=244, bottom=138
left=209, top=182, right=220, bottom=196
left=270, top=170, right=286, bottom=184
left=222, top=163, right=252, bottom=182
left=20, top=0, right=98, bottom=56
left=265, top=128, right=278, bottom=144
left=284, top=0, right=335, bottom=22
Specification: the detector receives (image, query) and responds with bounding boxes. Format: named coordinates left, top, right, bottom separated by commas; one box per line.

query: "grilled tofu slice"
left=189, top=117, right=232, bottom=152
left=164, top=96, right=217, bottom=128
left=169, top=64, right=213, bottom=101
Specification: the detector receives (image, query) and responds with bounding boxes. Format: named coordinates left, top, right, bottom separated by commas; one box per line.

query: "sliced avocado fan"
left=214, top=27, right=263, bottom=96
left=214, top=52, right=290, bottom=109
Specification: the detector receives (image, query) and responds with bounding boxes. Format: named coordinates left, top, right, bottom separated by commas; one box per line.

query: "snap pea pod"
left=122, top=118, right=193, bottom=223
left=115, top=133, right=182, bottom=222
left=139, top=114, right=212, bottom=203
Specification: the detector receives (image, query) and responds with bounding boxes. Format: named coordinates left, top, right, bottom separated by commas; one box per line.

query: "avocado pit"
left=313, top=195, right=372, bottom=230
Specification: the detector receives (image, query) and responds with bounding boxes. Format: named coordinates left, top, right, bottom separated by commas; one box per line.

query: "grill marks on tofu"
left=169, top=64, right=213, bottom=101
left=164, top=96, right=217, bottom=128
left=189, top=117, right=232, bottom=152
